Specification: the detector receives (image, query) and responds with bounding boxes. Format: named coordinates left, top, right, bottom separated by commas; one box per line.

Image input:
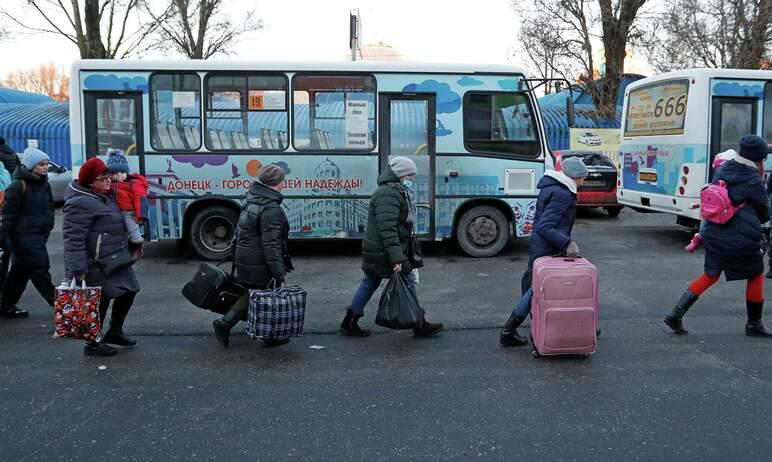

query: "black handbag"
left=97, top=247, right=135, bottom=276
left=182, top=262, right=245, bottom=315
left=407, top=237, right=424, bottom=269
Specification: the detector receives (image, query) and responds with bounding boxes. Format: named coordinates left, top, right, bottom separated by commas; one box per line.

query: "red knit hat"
left=79, top=157, right=108, bottom=185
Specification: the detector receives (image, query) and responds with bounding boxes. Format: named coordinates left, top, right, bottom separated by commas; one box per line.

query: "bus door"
left=378, top=93, right=436, bottom=237
left=710, top=96, right=757, bottom=165
left=83, top=91, right=143, bottom=164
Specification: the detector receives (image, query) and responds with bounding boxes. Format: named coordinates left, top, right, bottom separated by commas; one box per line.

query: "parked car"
left=48, top=160, right=71, bottom=203
left=576, top=131, right=603, bottom=146
left=555, top=150, right=622, bottom=217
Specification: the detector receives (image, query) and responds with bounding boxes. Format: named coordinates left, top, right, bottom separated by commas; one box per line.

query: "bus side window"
left=150, top=73, right=202, bottom=152
left=713, top=98, right=756, bottom=154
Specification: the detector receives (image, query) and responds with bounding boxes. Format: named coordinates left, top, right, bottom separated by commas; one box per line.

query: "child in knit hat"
left=106, top=149, right=149, bottom=250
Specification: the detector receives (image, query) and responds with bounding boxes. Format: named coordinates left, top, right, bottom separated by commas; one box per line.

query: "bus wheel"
left=605, top=206, right=622, bottom=218
left=189, top=205, right=238, bottom=261
left=456, top=206, right=510, bottom=257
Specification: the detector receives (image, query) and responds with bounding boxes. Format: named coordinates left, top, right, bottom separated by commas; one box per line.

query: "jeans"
left=349, top=271, right=417, bottom=316
left=512, top=288, right=533, bottom=318
left=123, top=212, right=143, bottom=243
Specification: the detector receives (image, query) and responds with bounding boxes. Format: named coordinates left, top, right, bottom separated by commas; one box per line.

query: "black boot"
left=84, top=341, right=117, bottom=357
left=413, top=318, right=444, bottom=338
left=664, top=290, right=699, bottom=335
left=340, top=309, right=371, bottom=337
left=500, top=314, right=528, bottom=347
left=0, top=305, right=29, bottom=319
left=213, top=309, right=240, bottom=348
left=102, top=303, right=136, bottom=347
left=745, top=301, right=772, bottom=338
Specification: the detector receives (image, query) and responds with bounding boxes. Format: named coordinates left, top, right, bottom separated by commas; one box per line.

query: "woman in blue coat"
left=499, top=157, right=588, bottom=346
left=665, top=135, right=772, bottom=338
left=63, top=157, right=141, bottom=356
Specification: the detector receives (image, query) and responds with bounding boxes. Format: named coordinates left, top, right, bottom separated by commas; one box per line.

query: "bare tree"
left=514, top=0, right=599, bottom=89
left=643, top=0, right=772, bottom=71
left=592, top=0, right=650, bottom=118
left=143, top=0, right=262, bottom=59
left=1, top=63, right=70, bottom=101
left=1, top=0, right=157, bottom=59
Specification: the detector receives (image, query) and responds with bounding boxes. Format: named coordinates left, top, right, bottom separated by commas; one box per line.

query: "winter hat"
left=738, top=135, right=768, bottom=162
left=106, top=149, right=129, bottom=173
left=21, top=147, right=50, bottom=169
left=389, top=156, right=417, bottom=178
left=78, top=157, right=108, bottom=186
left=562, top=156, right=589, bottom=179
left=258, top=164, right=286, bottom=187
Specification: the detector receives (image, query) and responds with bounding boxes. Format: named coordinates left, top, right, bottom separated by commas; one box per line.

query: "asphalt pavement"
left=2, top=208, right=772, bottom=461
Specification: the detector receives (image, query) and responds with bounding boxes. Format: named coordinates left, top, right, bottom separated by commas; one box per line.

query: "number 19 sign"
left=624, top=80, right=689, bottom=137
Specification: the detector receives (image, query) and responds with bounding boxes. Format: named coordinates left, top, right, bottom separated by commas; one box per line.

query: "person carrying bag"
left=212, top=164, right=295, bottom=349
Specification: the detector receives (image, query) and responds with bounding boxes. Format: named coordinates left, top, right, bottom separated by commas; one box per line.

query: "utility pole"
left=349, top=9, right=361, bottom=62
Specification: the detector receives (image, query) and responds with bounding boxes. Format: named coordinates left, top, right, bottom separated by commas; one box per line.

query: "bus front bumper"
left=617, top=189, right=702, bottom=220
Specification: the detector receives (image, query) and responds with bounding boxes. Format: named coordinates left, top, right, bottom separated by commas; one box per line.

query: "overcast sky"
left=0, top=0, right=524, bottom=78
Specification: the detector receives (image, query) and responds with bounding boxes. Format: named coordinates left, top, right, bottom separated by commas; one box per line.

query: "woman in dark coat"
left=499, top=157, right=589, bottom=347
left=665, top=135, right=772, bottom=338
left=339, top=156, right=443, bottom=338
left=212, top=164, right=293, bottom=349
left=63, top=157, right=141, bottom=356
left=0, top=147, right=56, bottom=318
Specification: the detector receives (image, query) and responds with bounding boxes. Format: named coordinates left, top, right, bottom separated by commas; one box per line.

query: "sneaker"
left=0, top=306, right=29, bottom=319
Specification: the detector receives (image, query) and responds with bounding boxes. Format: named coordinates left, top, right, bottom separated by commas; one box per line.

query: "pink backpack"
left=701, top=180, right=743, bottom=224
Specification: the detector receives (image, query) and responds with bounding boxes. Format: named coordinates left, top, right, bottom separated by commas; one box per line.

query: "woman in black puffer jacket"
left=63, top=157, right=141, bottom=357
left=0, top=147, right=56, bottom=319
left=212, top=164, right=293, bottom=349
left=665, top=135, right=772, bottom=339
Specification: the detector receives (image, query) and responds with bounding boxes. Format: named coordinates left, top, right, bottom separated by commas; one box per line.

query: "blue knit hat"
left=738, top=135, right=768, bottom=162
left=106, top=149, right=129, bottom=173
left=21, top=147, right=50, bottom=170
left=562, top=156, right=589, bottom=178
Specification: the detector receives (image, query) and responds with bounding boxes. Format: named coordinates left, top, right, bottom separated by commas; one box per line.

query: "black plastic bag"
left=376, top=272, right=425, bottom=330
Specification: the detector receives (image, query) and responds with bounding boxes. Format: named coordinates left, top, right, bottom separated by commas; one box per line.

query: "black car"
left=556, top=150, right=622, bottom=217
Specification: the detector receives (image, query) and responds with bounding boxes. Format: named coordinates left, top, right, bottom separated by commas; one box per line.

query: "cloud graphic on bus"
left=83, top=74, right=148, bottom=93
left=712, top=82, right=763, bottom=98
left=273, top=161, right=291, bottom=175
left=457, top=76, right=483, bottom=87
left=436, top=119, right=453, bottom=136
left=172, top=155, right=229, bottom=168
left=402, top=80, right=461, bottom=113
left=498, top=79, right=518, bottom=91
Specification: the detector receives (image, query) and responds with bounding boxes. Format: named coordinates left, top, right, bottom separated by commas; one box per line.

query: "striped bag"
left=246, top=285, right=307, bottom=340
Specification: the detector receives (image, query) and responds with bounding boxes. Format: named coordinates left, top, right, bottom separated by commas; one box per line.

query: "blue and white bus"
left=69, top=60, right=559, bottom=259
left=618, top=68, right=772, bottom=226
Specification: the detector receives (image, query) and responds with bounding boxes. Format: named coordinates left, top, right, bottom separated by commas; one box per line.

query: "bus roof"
left=626, top=68, right=772, bottom=92
left=71, top=60, right=529, bottom=76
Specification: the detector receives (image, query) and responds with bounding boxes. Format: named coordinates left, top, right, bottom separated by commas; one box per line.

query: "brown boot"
left=340, top=310, right=371, bottom=337
left=413, top=318, right=443, bottom=338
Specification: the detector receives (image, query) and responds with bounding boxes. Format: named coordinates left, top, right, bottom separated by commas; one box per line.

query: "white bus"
left=617, top=68, right=772, bottom=226
left=69, top=60, right=563, bottom=259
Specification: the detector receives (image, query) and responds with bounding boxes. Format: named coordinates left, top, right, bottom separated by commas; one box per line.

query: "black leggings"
left=98, top=292, right=137, bottom=330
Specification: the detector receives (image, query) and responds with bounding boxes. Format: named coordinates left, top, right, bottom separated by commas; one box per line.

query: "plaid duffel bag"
left=246, top=285, right=307, bottom=340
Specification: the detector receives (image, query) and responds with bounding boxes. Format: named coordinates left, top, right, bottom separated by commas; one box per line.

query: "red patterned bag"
left=53, top=280, right=102, bottom=342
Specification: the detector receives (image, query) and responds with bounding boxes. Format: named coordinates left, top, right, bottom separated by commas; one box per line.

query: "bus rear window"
left=625, top=79, right=689, bottom=137
left=463, top=92, right=539, bottom=157
left=292, top=74, right=376, bottom=151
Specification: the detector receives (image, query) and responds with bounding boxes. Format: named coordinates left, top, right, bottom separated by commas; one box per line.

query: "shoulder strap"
left=19, top=179, right=25, bottom=194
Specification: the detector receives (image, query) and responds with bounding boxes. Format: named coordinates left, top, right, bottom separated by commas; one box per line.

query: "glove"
left=566, top=240, right=579, bottom=258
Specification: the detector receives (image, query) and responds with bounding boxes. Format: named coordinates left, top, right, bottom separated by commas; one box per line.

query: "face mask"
left=402, top=178, right=414, bottom=189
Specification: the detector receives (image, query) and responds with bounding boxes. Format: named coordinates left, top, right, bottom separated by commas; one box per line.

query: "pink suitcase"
left=531, top=255, right=599, bottom=357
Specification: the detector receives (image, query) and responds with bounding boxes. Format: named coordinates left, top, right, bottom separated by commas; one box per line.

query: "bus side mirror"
left=566, top=97, right=575, bottom=128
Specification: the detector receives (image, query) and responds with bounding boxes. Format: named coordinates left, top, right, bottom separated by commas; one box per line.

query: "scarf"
left=390, top=182, right=416, bottom=227
left=543, top=169, right=578, bottom=194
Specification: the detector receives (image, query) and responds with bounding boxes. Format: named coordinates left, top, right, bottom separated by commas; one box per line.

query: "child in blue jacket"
left=500, top=157, right=589, bottom=347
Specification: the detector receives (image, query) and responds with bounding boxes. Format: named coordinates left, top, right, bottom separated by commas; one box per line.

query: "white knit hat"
left=389, top=156, right=417, bottom=178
